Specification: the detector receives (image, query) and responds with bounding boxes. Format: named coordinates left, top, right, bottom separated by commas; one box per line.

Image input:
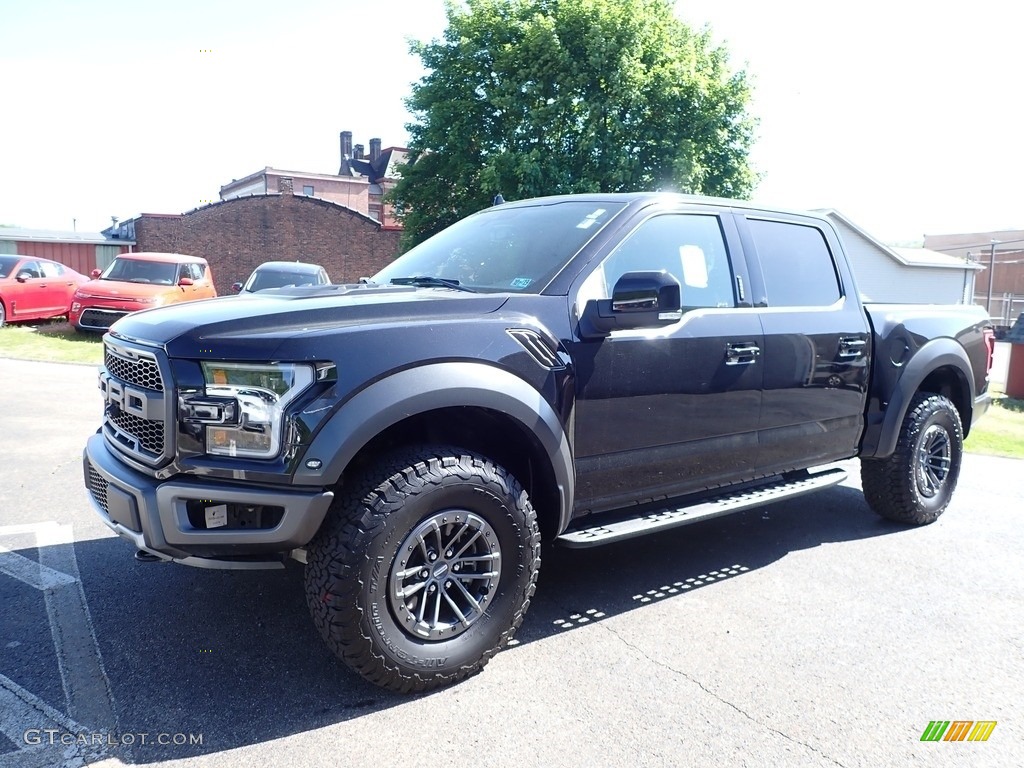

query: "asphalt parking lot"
left=0, top=357, right=1021, bottom=768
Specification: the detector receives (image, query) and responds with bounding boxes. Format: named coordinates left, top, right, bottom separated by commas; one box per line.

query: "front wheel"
left=304, top=445, right=541, bottom=692
left=861, top=393, right=964, bottom=525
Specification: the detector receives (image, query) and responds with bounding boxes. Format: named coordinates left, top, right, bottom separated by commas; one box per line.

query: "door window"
left=581, top=214, right=734, bottom=309
left=747, top=219, right=841, bottom=307
left=18, top=261, right=42, bottom=279
left=40, top=261, right=64, bottom=278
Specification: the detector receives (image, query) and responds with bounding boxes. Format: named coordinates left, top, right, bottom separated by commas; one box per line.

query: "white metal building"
left=818, top=210, right=983, bottom=304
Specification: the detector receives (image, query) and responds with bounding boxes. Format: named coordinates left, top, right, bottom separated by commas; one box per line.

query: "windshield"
left=373, top=200, right=626, bottom=294
left=0, top=256, right=19, bottom=278
left=101, top=258, right=179, bottom=285
left=245, top=269, right=324, bottom=292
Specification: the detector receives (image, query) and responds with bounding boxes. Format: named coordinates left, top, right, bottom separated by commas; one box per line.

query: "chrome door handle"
left=839, top=337, right=866, bottom=358
left=725, top=343, right=761, bottom=366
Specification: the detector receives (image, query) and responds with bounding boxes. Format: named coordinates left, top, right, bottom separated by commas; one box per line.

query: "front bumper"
left=83, top=432, right=333, bottom=569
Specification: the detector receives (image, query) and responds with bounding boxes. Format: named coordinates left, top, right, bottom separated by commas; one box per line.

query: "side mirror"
left=580, top=271, right=683, bottom=338
left=178, top=277, right=194, bottom=286
left=90, top=269, right=102, bottom=279
left=16, top=272, right=32, bottom=282
left=231, top=282, right=243, bottom=292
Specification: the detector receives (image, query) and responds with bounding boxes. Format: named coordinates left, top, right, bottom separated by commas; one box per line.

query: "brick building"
left=924, top=229, right=1024, bottom=325
left=219, top=131, right=407, bottom=229
left=113, top=193, right=402, bottom=295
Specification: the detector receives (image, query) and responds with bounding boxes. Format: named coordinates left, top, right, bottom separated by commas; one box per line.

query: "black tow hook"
left=134, top=549, right=162, bottom=563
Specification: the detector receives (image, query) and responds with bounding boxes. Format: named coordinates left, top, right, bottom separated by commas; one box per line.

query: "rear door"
left=569, top=207, right=764, bottom=514
left=734, top=214, right=871, bottom=474
left=39, top=260, right=72, bottom=314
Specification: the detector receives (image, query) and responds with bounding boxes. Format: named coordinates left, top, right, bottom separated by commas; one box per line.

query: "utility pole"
left=986, top=239, right=998, bottom=316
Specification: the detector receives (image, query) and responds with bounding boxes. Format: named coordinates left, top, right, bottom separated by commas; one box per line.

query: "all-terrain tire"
left=861, top=393, right=964, bottom=525
left=304, top=445, right=541, bottom=692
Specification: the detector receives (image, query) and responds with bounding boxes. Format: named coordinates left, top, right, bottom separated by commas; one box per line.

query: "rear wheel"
left=304, top=445, right=541, bottom=692
left=861, top=393, right=964, bottom=525
left=0, top=300, right=6, bottom=327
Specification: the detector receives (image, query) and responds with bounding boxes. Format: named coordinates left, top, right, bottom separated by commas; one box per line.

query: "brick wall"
left=132, top=194, right=402, bottom=294
left=132, top=214, right=184, bottom=254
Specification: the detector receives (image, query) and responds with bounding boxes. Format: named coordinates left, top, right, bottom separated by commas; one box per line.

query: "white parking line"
left=0, top=522, right=123, bottom=767
left=34, top=523, right=120, bottom=733
left=0, top=545, right=79, bottom=591
left=0, top=672, right=89, bottom=748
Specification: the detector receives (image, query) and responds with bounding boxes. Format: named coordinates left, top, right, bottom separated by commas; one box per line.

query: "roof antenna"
left=492, top=193, right=505, bottom=206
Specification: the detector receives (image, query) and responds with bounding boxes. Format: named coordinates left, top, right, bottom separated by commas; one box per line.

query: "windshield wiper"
left=389, top=276, right=476, bottom=292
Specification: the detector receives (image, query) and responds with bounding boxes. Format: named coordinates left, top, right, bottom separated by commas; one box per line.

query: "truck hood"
left=108, top=284, right=510, bottom=358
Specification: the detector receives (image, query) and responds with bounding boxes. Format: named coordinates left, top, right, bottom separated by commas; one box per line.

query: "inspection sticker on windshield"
left=205, top=504, right=228, bottom=528
left=510, top=277, right=532, bottom=289
left=576, top=208, right=607, bottom=229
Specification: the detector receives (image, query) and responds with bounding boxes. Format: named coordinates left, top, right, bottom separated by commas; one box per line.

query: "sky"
left=1, top=0, right=1021, bottom=244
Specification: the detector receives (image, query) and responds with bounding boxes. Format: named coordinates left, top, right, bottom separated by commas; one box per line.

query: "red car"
left=0, top=254, right=89, bottom=327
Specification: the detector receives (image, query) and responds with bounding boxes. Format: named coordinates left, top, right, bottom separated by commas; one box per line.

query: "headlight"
left=195, top=362, right=314, bottom=458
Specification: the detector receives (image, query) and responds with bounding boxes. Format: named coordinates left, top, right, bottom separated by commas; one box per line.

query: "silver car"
left=233, top=261, right=331, bottom=293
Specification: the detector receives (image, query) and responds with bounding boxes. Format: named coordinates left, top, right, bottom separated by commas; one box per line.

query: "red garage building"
left=0, top=227, right=133, bottom=274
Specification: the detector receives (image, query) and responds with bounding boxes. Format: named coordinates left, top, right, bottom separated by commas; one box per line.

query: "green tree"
left=389, top=0, right=758, bottom=249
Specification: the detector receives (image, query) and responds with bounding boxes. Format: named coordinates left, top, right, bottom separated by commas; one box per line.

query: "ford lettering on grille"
left=101, top=341, right=170, bottom=465
left=99, top=372, right=161, bottom=420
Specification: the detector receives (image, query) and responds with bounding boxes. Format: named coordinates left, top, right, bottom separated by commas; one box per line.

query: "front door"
left=570, top=211, right=764, bottom=515
left=10, top=260, right=47, bottom=317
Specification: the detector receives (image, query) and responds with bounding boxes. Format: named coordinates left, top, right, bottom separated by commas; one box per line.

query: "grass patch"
left=965, top=398, right=1024, bottom=459
left=993, top=396, right=1024, bottom=413
left=0, top=320, right=102, bottom=365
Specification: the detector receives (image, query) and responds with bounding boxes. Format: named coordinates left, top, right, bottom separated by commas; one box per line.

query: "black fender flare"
left=292, top=362, right=575, bottom=534
left=864, top=337, right=974, bottom=459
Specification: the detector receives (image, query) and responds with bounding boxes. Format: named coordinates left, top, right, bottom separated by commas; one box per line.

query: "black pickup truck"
left=83, top=193, right=994, bottom=692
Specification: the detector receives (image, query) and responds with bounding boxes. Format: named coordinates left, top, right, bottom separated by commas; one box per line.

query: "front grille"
left=108, top=409, right=165, bottom=455
left=105, top=347, right=164, bottom=392
left=87, top=462, right=109, bottom=514
left=81, top=309, right=128, bottom=330
left=102, top=340, right=170, bottom=465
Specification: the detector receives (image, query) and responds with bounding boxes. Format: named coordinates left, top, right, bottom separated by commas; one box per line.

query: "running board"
left=557, top=468, right=848, bottom=548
